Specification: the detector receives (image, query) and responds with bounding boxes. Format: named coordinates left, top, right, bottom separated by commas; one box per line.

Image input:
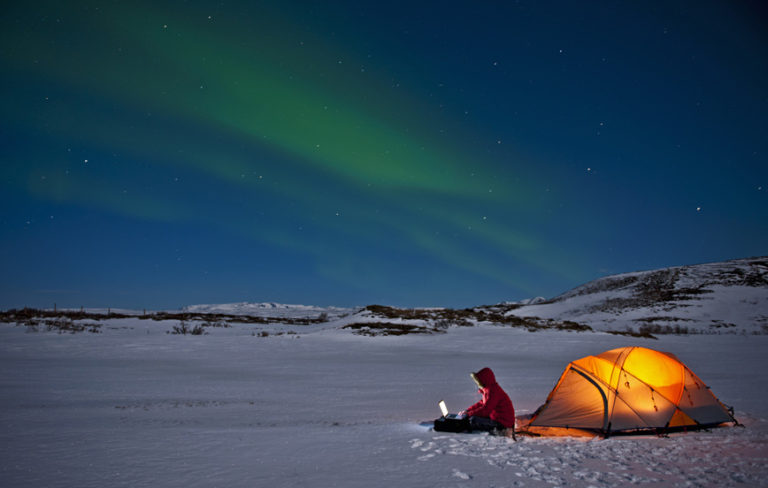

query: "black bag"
left=433, top=416, right=469, bottom=432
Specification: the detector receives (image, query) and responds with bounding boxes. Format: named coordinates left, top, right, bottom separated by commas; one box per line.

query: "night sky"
left=2, top=1, right=767, bottom=310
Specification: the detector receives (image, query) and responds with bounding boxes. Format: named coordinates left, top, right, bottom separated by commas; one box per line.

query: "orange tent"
left=519, top=346, right=737, bottom=437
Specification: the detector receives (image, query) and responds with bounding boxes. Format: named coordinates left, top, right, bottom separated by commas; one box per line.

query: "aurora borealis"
left=2, top=1, right=767, bottom=309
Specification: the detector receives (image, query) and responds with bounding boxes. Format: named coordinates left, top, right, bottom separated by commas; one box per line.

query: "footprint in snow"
left=420, top=441, right=436, bottom=452
left=409, top=439, right=436, bottom=452
left=411, top=438, right=434, bottom=460
left=452, top=469, right=471, bottom=480
left=411, top=437, right=451, bottom=461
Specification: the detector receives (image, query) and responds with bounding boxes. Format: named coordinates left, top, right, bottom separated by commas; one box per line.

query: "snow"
left=1, top=320, right=767, bottom=487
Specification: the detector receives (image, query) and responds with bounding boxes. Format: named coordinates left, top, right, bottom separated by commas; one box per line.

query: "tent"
left=519, top=346, right=737, bottom=437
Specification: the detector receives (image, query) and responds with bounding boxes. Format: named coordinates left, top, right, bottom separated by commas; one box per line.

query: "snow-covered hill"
left=182, top=301, right=355, bottom=320
left=507, top=257, right=768, bottom=335
left=323, top=256, right=768, bottom=337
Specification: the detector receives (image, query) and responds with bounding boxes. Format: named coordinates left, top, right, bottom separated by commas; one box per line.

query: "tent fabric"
left=521, top=346, right=736, bottom=436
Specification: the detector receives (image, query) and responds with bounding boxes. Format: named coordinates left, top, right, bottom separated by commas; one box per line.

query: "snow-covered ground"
left=1, top=320, right=766, bottom=487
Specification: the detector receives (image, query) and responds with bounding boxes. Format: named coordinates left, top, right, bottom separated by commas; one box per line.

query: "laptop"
left=438, top=400, right=465, bottom=420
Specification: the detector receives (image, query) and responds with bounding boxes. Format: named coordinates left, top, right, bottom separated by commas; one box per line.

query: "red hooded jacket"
left=465, top=367, right=515, bottom=428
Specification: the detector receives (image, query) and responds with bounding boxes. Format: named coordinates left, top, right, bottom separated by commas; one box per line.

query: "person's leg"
left=468, top=416, right=503, bottom=432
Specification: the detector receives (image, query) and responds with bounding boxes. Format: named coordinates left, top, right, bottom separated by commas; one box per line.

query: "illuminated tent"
left=520, top=346, right=737, bottom=437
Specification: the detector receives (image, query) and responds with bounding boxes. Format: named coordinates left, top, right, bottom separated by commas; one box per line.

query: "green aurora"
left=2, top=1, right=765, bottom=308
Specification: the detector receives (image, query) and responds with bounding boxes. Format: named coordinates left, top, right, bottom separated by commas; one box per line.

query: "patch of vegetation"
left=359, top=305, right=593, bottom=335
left=615, top=319, right=764, bottom=336
left=0, top=307, right=329, bottom=329
left=634, top=316, right=693, bottom=324
left=24, top=318, right=102, bottom=334
left=585, top=270, right=717, bottom=315
left=473, top=302, right=527, bottom=312
left=1, top=307, right=133, bottom=323
left=635, top=270, right=712, bottom=302
left=567, top=275, right=641, bottom=299
left=169, top=321, right=206, bottom=335
left=743, top=270, right=768, bottom=287
left=614, top=323, right=708, bottom=337
left=708, top=320, right=738, bottom=329
left=434, top=318, right=472, bottom=330
left=636, top=323, right=691, bottom=335
left=363, top=305, right=440, bottom=321
left=145, top=311, right=326, bottom=326
left=342, top=322, right=439, bottom=336
left=605, top=329, right=658, bottom=340
left=557, top=320, right=593, bottom=332
left=718, top=261, right=768, bottom=287
left=363, top=304, right=592, bottom=331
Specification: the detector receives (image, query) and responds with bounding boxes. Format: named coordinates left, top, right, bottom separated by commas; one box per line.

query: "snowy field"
left=1, top=321, right=767, bottom=487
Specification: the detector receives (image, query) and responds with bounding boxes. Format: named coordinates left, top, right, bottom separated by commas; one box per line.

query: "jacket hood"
left=473, top=367, right=496, bottom=388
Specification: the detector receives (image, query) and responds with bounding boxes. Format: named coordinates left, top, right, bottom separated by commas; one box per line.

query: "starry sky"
left=1, top=1, right=767, bottom=310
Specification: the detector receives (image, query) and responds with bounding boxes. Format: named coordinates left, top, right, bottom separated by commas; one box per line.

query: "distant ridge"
left=18, top=256, right=759, bottom=337
left=182, top=302, right=355, bottom=320
left=178, top=257, right=768, bottom=336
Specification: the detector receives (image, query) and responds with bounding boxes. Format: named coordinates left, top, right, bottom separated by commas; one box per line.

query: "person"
left=458, top=367, right=515, bottom=433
